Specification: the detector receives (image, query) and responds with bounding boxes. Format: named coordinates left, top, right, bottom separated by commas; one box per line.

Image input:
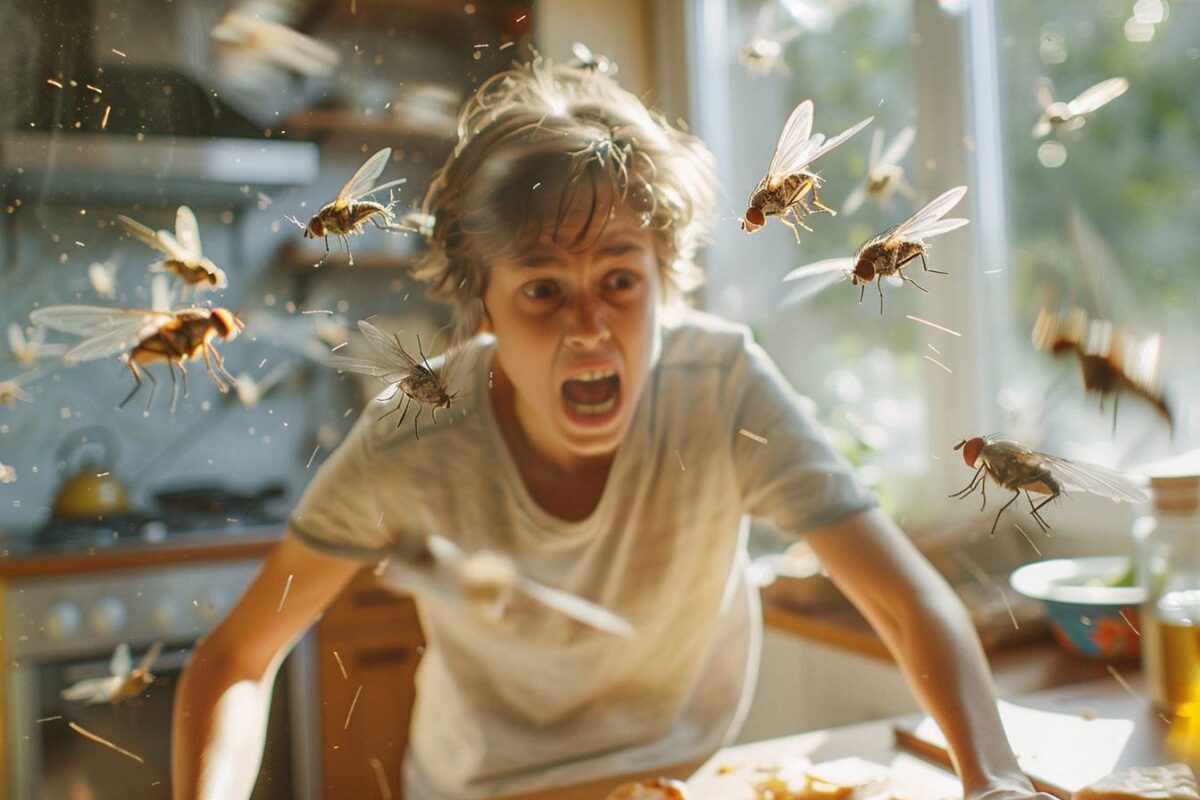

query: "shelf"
left=283, top=109, right=455, bottom=148
left=272, top=238, right=427, bottom=273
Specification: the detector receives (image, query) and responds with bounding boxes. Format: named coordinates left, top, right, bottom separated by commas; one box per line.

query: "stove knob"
left=151, top=598, right=182, bottom=632
left=44, top=601, right=82, bottom=640
left=88, top=596, right=127, bottom=636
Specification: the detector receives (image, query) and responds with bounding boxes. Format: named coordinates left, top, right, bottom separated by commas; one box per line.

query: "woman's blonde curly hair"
left=411, top=57, right=717, bottom=311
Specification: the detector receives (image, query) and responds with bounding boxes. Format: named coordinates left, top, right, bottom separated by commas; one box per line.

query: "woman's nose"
left=565, top=296, right=611, bottom=349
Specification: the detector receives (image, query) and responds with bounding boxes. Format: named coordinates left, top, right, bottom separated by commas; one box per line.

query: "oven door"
left=10, top=642, right=306, bottom=800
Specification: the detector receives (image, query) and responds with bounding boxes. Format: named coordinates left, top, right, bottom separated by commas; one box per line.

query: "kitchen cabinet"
left=316, top=569, right=425, bottom=800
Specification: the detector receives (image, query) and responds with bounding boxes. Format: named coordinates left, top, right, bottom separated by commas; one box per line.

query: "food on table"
left=604, top=777, right=691, bottom=799
left=1074, top=763, right=1198, bottom=800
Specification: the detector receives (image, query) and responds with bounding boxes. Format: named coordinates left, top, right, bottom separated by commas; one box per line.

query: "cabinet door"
left=318, top=570, right=424, bottom=800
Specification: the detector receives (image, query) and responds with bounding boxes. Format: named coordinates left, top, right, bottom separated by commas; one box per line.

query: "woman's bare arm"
left=172, top=530, right=361, bottom=800
left=805, top=508, right=1052, bottom=800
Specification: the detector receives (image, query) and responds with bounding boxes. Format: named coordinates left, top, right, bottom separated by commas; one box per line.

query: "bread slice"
left=1074, top=763, right=1199, bottom=800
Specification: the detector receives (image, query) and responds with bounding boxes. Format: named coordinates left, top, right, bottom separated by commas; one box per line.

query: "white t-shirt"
left=289, top=309, right=876, bottom=799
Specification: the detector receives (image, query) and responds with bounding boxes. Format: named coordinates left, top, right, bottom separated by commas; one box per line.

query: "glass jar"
left=1134, top=457, right=1200, bottom=717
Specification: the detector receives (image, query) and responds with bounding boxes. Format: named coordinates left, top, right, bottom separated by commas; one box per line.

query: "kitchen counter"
left=0, top=523, right=284, bottom=578
left=514, top=672, right=1183, bottom=800
left=761, top=598, right=1112, bottom=697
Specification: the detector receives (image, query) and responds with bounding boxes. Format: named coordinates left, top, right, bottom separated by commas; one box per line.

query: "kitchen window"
left=676, top=0, right=1197, bottom=542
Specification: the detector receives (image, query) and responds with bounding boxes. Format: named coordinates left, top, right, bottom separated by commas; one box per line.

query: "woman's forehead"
left=504, top=210, right=652, bottom=266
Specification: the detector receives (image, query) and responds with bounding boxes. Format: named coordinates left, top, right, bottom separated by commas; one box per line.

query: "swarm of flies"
left=741, top=100, right=873, bottom=242
left=31, top=302, right=244, bottom=412
left=781, top=185, right=969, bottom=313
left=1032, top=307, right=1172, bottom=431
left=61, top=642, right=164, bottom=705
left=841, top=126, right=917, bottom=216
left=288, top=147, right=407, bottom=266
left=951, top=435, right=1148, bottom=536
left=1032, top=76, right=1128, bottom=139
left=118, top=206, right=227, bottom=301
left=324, top=302, right=482, bottom=439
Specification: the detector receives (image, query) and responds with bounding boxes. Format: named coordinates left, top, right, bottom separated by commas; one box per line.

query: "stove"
left=2, top=484, right=317, bottom=800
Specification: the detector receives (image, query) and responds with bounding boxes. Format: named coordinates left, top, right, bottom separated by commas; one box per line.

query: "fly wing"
left=1038, top=451, right=1149, bottom=503
left=6, top=321, right=24, bottom=354
left=801, top=115, right=874, bottom=167
left=357, top=319, right=421, bottom=372
left=336, top=148, right=392, bottom=206
left=118, top=214, right=171, bottom=256
left=1119, top=332, right=1172, bottom=423
left=174, top=206, right=203, bottom=259
left=1068, top=77, right=1128, bottom=116
left=891, top=185, right=968, bottom=240
left=841, top=182, right=867, bottom=216
left=880, top=125, right=916, bottom=166
left=135, top=641, right=164, bottom=674
left=1032, top=115, right=1052, bottom=139
left=781, top=257, right=854, bottom=307
left=61, top=676, right=120, bottom=704
left=150, top=274, right=174, bottom=312
left=31, top=306, right=170, bottom=362
left=868, top=128, right=883, bottom=170
left=766, top=100, right=815, bottom=178
left=1036, top=77, right=1056, bottom=110
left=515, top=576, right=635, bottom=638
left=324, top=355, right=409, bottom=384
left=110, top=643, right=132, bottom=677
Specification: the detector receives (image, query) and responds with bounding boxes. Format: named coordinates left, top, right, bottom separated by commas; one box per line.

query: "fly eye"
left=744, top=207, right=765, bottom=227
left=309, top=219, right=325, bottom=237
left=853, top=258, right=875, bottom=281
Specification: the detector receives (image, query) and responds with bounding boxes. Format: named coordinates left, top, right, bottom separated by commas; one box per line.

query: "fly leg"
left=894, top=253, right=932, bottom=294
left=876, top=280, right=885, bottom=315
left=779, top=214, right=806, bottom=245
left=209, top=344, right=237, bottom=387
left=991, top=490, right=1021, bottom=537
left=167, top=360, right=179, bottom=414
left=143, top=368, right=158, bottom=413
left=119, top=359, right=144, bottom=409
left=200, top=344, right=229, bottom=393
left=917, top=251, right=947, bottom=275
left=1026, top=490, right=1056, bottom=533
left=412, top=403, right=422, bottom=440
left=1111, top=391, right=1119, bottom=436
left=949, top=464, right=986, bottom=499
left=859, top=284, right=867, bottom=305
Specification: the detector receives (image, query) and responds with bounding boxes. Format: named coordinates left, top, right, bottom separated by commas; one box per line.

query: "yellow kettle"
left=51, top=427, right=130, bottom=519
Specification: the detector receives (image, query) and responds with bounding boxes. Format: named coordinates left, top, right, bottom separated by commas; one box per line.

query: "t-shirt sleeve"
left=730, top=335, right=877, bottom=537
left=288, top=406, right=394, bottom=554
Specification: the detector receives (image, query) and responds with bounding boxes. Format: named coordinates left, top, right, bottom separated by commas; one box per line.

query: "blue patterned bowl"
left=1009, top=557, right=1145, bottom=661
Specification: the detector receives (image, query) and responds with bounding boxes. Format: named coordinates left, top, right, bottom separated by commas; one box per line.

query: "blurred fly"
left=118, top=206, right=227, bottom=299
left=325, top=301, right=482, bottom=439
left=1032, top=307, right=1172, bottom=431
left=61, top=642, right=163, bottom=704
left=952, top=434, right=1147, bottom=536
left=289, top=148, right=407, bottom=266
left=842, top=126, right=917, bottom=216
left=781, top=185, right=969, bottom=313
left=741, top=100, right=873, bottom=241
left=1032, top=76, right=1128, bottom=139
left=31, top=304, right=244, bottom=411
left=737, top=2, right=803, bottom=77
left=6, top=322, right=66, bottom=368
left=570, top=42, right=615, bottom=75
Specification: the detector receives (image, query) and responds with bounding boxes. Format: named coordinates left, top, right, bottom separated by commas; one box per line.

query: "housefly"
left=0, top=365, right=52, bottom=408
left=570, top=42, right=615, bottom=75
left=6, top=321, right=66, bottom=367
left=1032, top=307, right=1172, bottom=431
left=781, top=185, right=968, bottom=313
left=325, top=301, right=481, bottom=439
left=31, top=304, right=244, bottom=411
left=951, top=435, right=1147, bottom=536
left=118, top=206, right=227, bottom=299
left=1032, top=76, right=1128, bottom=139
left=737, top=2, right=803, bottom=77
left=61, top=642, right=163, bottom=704
left=741, top=100, right=873, bottom=241
left=289, top=147, right=407, bottom=266
left=842, top=126, right=917, bottom=216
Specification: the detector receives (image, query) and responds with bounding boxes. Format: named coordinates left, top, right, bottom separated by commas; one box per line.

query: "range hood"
left=4, top=4, right=320, bottom=205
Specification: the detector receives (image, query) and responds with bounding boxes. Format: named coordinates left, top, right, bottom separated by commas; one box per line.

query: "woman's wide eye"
left=604, top=270, right=639, bottom=292
left=521, top=280, right=558, bottom=300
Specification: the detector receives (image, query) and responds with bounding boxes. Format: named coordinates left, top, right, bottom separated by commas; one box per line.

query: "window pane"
left=991, top=0, right=1199, bottom=464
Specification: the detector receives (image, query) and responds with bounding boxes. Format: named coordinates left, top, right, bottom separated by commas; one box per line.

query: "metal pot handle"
left=56, top=426, right=121, bottom=473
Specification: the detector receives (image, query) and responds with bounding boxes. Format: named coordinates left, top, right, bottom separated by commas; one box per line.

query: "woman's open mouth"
left=561, top=369, right=621, bottom=423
